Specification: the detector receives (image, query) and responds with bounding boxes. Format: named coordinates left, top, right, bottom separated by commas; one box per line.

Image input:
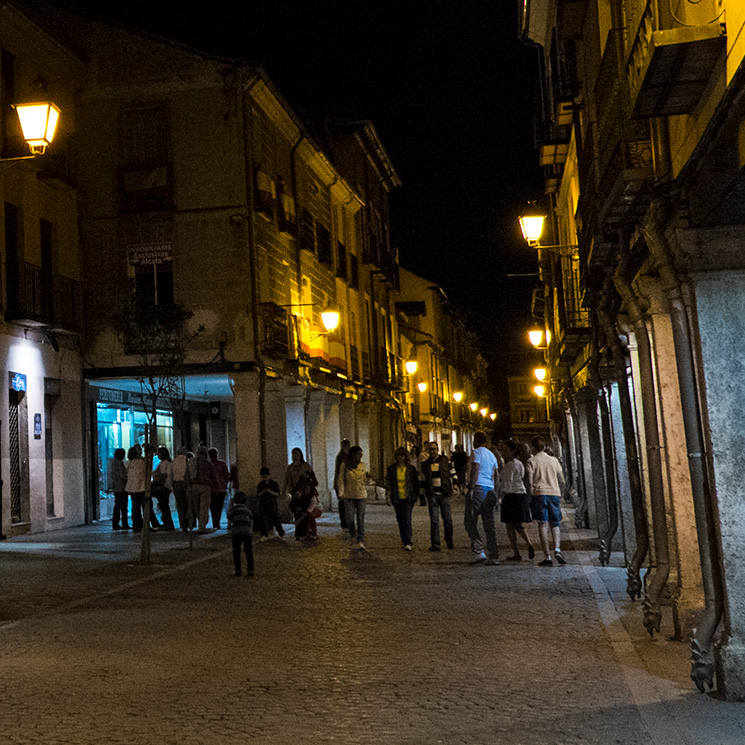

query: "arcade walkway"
left=1, top=500, right=744, bottom=744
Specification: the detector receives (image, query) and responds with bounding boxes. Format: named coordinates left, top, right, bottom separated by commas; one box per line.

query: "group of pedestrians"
left=107, top=432, right=567, bottom=575
left=106, top=444, right=232, bottom=533
left=383, top=432, right=566, bottom=567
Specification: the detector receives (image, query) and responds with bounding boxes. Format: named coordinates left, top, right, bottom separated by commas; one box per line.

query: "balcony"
left=628, top=5, right=725, bottom=119
left=5, top=262, right=81, bottom=332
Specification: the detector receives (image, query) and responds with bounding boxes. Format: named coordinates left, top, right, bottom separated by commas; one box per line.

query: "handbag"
left=309, top=492, right=323, bottom=519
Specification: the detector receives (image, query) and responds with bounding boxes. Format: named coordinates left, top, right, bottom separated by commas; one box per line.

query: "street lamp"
left=528, top=329, right=549, bottom=349
left=405, top=360, right=418, bottom=375
left=489, top=412, right=497, bottom=421
left=320, top=306, right=340, bottom=332
left=479, top=407, right=488, bottom=417
left=534, top=367, right=547, bottom=381
left=452, top=391, right=463, bottom=403
left=417, top=380, right=427, bottom=393
left=518, top=208, right=578, bottom=257
left=469, top=402, right=478, bottom=412
left=3, top=101, right=61, bottom=160
left=534, top=384, right=547, bottom=398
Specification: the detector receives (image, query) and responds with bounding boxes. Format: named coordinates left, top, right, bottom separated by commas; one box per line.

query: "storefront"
left=87, top=375, right=237, bottom=524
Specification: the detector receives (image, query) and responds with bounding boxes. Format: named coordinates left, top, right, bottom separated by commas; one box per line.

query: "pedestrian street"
left=2, top=500, right=745, bottom=745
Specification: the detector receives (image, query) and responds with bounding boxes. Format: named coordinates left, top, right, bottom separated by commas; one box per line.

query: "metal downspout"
left=614, top=251, right=670, bottom=637
left=597, top=288, right=649, bottom=598
left=240, top=74, right=266, bottom=465
left=589, top=354, right=619, bottom=567
left=643, top=203, right=722, bottom=691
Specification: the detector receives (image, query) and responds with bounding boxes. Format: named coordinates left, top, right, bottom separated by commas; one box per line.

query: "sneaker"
left=470, top=551, right=487, bottom=564
left=428, top=545, right=441, bottom=552
left=404, top=544, right=413, bottom=551
left=554, top=550, right=567, bottom=565
left=538, top=558, right=554, bottom=566
left=357, top=542, right=366, bottom=551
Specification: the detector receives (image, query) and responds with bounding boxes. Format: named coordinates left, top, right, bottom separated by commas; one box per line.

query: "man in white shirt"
left=526, top=436, right=566, bottom=566
left=465, top=431, right=500, bottom=565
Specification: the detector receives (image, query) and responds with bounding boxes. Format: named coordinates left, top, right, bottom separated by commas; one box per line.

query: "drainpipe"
left=589, top=353, right=619, bottom=568
left=240, top=73, right=266, bottom=464
left=643, top=201, right=722, bottom=692
left=614, top=249, right=670, bottom=637
left=597, top=284, right=649, bottom=598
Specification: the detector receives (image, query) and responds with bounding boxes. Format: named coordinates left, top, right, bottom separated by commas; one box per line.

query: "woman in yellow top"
left=385, top=446, right=421, bottom=551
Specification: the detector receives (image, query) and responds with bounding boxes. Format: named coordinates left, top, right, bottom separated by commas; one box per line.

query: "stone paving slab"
left=1, top=502, right=744, bottom=744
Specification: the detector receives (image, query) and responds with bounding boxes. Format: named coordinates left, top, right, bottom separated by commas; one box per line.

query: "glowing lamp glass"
left=479, top=408, right=488, bottom=417
left=417, top=381, right=427, bottom=393
left=469, top=402, right=478, bottom=411
left=405, top=360, right=418, bottom=375
left=321, top=308, right=340, bottom=332
left=528, top=329, right=544, bottom=348
left=534, top=368, right=547, bottom=381
left=14, top=102, right=60, bottom=154
left=518, top=213, right=545, bottom=243
left=489, top=413, right=497, bottom=421
left=452, top=391, right=463, bottom=402
left=534, top=385, right=547, bottom=397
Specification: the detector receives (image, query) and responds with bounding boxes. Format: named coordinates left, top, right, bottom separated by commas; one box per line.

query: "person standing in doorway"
left=108, top=448, right=129, bottom=530
left=338, top=445, right=368, bottom=550
left=421, top=441, right=456, bottom=551
left=333, top=438, right=351, bottom=530
left=526, top=436, right=566, bottom=566
left=464, top=431, right=500, bottom=565
left=208, top=447, right=230, bottom=530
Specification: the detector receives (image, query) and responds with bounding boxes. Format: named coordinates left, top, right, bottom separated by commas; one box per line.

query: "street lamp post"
left=518, top=208, right=578, bottom=257
left=3, top=101, right=61, bottom=160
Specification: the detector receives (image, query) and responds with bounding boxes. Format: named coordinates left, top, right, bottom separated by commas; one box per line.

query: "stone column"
left=232, top=371, right=262, bottom=495
left=691, top=270, right=745, bottom=699
left=638, top=275, right=703, bottom=640
left=607, top=380, right=634, bottom=560
left=284, top=384, right=307, bottom=459
left=324, top=392, right=342, bottom=510
left=264, top=377, right=289, bottom=489
left=306, top=389, right=331, bottom=507
left=574, top=386, right=606, bottom=531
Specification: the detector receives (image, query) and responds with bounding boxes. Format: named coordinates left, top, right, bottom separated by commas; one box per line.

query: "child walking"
left=227, top=491, right=254, bottom=577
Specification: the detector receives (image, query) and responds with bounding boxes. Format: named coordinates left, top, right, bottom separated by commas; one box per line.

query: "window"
left=336, top=242, right=347, bottom=279
left=350, top=253, right=359, bottom=289
left=316, top=223, right=332, bottom=266
left=135, top=263, right=174, bottom=307
left=298, top=207, right=315, bottom=253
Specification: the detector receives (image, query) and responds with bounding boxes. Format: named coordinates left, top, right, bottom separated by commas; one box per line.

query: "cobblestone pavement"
left=2, top=500, right=745, bottom=745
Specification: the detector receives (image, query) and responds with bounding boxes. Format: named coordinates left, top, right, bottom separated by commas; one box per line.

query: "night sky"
left=52, top=0, right=545, bottom=419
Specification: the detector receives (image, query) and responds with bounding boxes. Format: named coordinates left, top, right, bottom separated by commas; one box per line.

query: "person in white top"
left=499, top=440, right=535, bottom=561
left=464, top=431, right=500, bottom=565
left=526, top=436, right=566, bottom=566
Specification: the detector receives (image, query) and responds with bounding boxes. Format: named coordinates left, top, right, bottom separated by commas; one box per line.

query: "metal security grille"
left=9, top=391, right=21, bottom=522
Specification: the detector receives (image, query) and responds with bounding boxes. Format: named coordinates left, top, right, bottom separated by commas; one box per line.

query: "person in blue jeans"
left=386, top=446, right=420, bottom=550
left=526, top=436, right=566, bottom=566
left=464, top=431, right=500, bottom=565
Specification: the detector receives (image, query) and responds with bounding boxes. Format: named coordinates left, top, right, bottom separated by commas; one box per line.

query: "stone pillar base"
left=718, top=638, right=745, bottom=701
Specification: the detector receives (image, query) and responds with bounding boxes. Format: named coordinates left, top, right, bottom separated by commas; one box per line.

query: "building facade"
left=520, top=0, right=745, bottom=699
left=0, top=1, right=492, bottom=530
